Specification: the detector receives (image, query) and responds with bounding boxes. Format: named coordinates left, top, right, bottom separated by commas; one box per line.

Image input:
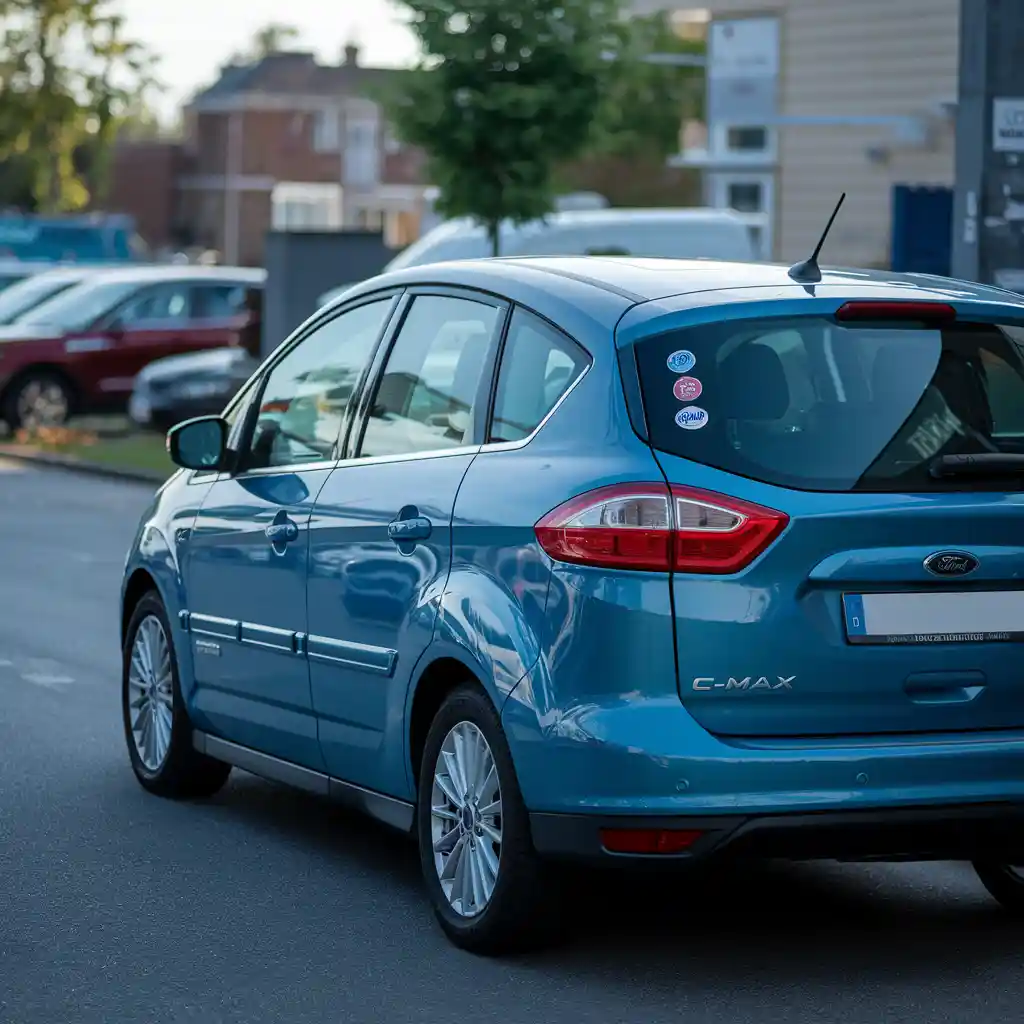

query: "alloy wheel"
left=430, top=721, right=503, bottom=917
left=127, top=615, right=174, bottom=772
left=16, top=378, right=70, bottom=428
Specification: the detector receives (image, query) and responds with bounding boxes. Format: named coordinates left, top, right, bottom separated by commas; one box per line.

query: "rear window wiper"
left=929, top=453, right=1024, bottom=478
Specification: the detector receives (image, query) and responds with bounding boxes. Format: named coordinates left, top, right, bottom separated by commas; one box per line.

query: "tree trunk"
left=487, top=220, right=500, bottom=257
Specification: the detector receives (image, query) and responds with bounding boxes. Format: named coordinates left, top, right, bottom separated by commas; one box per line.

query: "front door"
left=183, top=296, right=398, bottom=768
left=308, top=291, right=505, bottom=793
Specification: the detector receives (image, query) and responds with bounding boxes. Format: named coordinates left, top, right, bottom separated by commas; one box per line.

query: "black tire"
left=3, top=370, right=74, bottom=431
left=416, top=684, right=562, bottom=954
left=122, top=591, right=231, bottom=799
left=973, top=860, right=1024, bottom=915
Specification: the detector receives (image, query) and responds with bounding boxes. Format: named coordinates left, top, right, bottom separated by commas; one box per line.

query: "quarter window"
left=358, top=294, right=501, bottom=458
left=243, top=299, right=392, bottom=470
left=489, top=309, right=589, bottom=443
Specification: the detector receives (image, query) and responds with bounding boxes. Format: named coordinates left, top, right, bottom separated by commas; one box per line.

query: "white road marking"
left=21, top=673, right=76, bottom=688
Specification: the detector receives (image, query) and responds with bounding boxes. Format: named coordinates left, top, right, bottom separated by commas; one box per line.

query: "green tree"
left=388, top=0, right=620, bottom=256
left=0, top=0, right=158, bottom=211
left=590, top=11, right=704, bottom=162
left=233, top=22, right=302, bottom=62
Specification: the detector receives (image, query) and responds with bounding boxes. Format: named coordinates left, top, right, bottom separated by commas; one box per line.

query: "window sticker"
left=666, top=349, right=696, bottom=374
left=673, top=375, right=703, bottom=402
left=675, top=406, right=709, bottom=430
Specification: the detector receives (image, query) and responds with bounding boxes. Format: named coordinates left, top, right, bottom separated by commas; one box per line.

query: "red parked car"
left=0, top=265, right=266, bottom=429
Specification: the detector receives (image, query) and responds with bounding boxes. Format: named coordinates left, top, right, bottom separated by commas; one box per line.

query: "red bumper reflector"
left=599, top=828, right=703, bottom=854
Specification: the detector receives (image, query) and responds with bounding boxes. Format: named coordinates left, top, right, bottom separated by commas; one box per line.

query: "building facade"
left=175, top=44, right=428, bottom=266
left=631, top=0, right=960, bottom=267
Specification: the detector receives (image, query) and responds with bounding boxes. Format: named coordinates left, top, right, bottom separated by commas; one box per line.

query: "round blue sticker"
left=666, top=349, right=696, bottom=374
left=674, top=406, right=709, bottom=430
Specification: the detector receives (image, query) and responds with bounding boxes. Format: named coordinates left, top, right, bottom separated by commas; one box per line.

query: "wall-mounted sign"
left=993, top=98, right=1024, bottom=152
left=707, top=17, right=780, bottom=126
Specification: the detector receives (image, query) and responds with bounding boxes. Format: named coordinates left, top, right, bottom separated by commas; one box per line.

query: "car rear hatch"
left=632, top=298, right=1024, bottom=738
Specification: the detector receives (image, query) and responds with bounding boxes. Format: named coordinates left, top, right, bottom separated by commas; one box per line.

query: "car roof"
left=346, top=255, right=1024, bottom=308
left=70, top=264, right=267, bottom=286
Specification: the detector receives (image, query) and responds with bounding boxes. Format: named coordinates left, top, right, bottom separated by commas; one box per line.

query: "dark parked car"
left=129, top=346, right=259, bottom=432
left=0, top=265, right=265, bottom=429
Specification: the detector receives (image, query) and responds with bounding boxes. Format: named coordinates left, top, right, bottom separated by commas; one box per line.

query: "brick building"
left=159, top=44, right=429, bottom=266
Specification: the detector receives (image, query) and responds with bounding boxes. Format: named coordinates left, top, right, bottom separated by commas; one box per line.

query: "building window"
left=343, top=115, right=381, bottom=188
left=312, top=109, right=340, bottom=152
left=271, top=182, right=343, bottom=231
left=726, top=126, right=768, bottom=152
left=726, top=181, right=763, bottom=213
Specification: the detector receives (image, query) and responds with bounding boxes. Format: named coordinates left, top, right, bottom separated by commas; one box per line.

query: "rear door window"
left=634, top=314, right=1024, bottom=491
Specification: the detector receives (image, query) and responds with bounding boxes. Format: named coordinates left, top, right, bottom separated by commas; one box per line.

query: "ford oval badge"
left=923, top=550, right=980, bottom=577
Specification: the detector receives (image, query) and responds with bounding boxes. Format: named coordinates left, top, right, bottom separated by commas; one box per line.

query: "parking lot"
left=0, top=456, right=1020, bottom=1023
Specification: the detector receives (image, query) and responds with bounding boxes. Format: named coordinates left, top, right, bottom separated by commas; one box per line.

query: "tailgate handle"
left=904, top=671, right=986, bottom=705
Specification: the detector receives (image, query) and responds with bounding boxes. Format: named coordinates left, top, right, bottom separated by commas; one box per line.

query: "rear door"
left=632, top=302, right=1024, bottom=738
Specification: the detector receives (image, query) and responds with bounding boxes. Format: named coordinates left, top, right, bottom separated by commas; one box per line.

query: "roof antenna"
left=787, top=192, right=846, bottom=284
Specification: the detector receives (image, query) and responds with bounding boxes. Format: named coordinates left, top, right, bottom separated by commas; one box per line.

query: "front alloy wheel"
left=121, top=591, right=231, bottom=799
left=431, top=721, right=503, bottom=917
left=11, top=373, right=72, bottom=429
left=127, top=614, right=175, bottom=772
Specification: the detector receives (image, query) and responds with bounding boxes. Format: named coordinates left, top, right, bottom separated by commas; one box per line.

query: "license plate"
left=843, top=591, right=1024, bottom=644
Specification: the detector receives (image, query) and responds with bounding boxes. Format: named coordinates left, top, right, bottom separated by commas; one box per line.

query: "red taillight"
left=600, top=828, right=703, bottom=854
left=834, top=301, right=956, bottom=324
left=533, top=483, right=788, bottom=575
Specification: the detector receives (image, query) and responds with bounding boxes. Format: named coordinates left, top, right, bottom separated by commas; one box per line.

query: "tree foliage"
left=232, top=22, right=302, bottom=63
left=0, top=0, right=159, bottom=212
left=387, top=0, right=620, bottom=255
left=591, top=11, right=704, bottom=161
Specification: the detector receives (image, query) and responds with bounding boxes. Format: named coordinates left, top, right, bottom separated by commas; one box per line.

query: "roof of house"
left=191, top=46, right=395, bottom=104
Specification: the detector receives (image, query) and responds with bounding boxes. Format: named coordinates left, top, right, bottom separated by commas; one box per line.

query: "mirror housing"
left=166, top=415, right=228, bottom=471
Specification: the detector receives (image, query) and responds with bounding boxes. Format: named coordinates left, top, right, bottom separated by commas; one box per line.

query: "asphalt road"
left=1, top=457, right=1023, bottom=1024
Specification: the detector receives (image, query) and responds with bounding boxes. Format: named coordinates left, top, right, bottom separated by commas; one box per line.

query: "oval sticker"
left=666, top=349, right=696, bottom=374
left=675, top=406, right=709, bottom=430
left=673, top=375, right=703, bottom=402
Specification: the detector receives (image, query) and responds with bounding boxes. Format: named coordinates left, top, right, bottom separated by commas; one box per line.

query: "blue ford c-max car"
left=120, top=255, right=1024, bottom=953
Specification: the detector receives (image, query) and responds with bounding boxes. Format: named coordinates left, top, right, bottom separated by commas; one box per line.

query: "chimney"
left=344, top=43, right=359, bottom=66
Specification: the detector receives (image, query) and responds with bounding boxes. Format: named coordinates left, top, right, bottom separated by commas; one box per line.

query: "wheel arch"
left=405, top=644, right=490, bottom=790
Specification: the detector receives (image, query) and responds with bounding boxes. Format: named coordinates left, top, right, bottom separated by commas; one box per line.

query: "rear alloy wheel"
left=973, top=861, right=1024, bottom=915
left=6, top=371, right=73, bottom=430
left=417, top=685, right=561, bottom=954
left=122, top=591, right=231, bottom=799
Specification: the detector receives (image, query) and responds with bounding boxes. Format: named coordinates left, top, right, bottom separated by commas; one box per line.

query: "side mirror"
left=166, top=415, right=228, bottom=471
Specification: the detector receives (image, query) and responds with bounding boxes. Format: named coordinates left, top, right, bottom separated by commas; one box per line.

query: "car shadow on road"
left=201, top=772, right=1023, bottom=983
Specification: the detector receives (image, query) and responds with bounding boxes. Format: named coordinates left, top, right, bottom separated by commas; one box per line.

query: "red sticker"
left=673, top=376, right=703, bottom=402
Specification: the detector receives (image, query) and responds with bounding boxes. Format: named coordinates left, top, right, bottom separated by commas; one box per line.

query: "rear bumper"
left=530, top=802, right=1024, bottom=863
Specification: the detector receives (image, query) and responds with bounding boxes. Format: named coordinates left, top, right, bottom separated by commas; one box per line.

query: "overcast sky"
left=117, top=0, right=420, bottom=117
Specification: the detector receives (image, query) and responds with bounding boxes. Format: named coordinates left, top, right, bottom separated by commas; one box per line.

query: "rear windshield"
left=635, top=315, right=1024, bottom=492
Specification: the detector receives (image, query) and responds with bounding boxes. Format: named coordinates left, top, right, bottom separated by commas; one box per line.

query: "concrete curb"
left=0, top=445, right=169, bottom=485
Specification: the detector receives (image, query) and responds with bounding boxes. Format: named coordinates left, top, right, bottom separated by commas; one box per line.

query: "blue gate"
left=890, top=185, right=953, bottom=276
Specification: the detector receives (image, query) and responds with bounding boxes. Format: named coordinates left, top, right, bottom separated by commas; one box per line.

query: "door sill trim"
left=193, top=730, right=415, bottom=832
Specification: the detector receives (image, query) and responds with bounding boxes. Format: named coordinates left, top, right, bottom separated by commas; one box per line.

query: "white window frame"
left=709, top=171, right=774, bottom=260
left=312, top=108, right=340, bottom=153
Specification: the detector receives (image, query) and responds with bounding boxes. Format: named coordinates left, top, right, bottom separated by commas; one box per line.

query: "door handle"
left=387, top=516, right=432, bottom=542
left=266, top=520, right=299, bottom=544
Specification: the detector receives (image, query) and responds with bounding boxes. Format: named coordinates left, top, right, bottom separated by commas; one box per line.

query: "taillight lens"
left=672, top=486, right=788, bottom=574
left=534, top=483, right=788, bottom=574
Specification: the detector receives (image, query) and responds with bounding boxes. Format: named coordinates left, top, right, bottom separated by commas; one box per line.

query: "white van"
left=318, top=208, right=757, bottom=308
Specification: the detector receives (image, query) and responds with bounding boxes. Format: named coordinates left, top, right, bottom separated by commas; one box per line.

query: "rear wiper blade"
left=929, top=453, right=1024, bottom=478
